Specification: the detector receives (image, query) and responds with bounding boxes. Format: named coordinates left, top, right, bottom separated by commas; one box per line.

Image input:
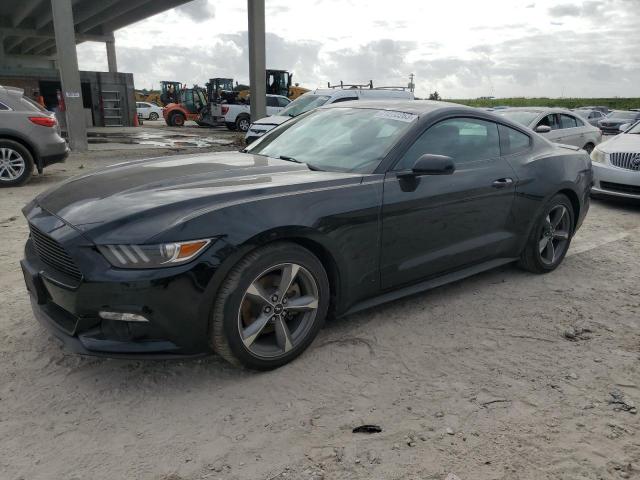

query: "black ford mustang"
left=21, top=101, right=592, bottom=369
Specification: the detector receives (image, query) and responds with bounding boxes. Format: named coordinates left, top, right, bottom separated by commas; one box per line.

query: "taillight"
left=221, top=106, right=229, bottom=115
left=29, top=116, right=57, bottom=127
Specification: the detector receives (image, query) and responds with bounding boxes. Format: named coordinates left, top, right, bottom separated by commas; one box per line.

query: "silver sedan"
left=496, top=107, right=602, bottom=153
left=590, top=121, right=640, bottom=199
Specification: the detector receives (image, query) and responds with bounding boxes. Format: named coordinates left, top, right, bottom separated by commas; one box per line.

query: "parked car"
left=576, top=106, right=610, bottom=115
left=496, top=107, right=601, bottom=153
left=0, top=85, right=68, bottom=187
left=245, top=86, right=414, bottom=144
left=598, top=110, right=640, bottom=135
left=136, top=101, right=163, bottom=120
left=575, top=108, right=607, bottom=127
left=590, top=120, right=640, bottom=199
left=223, top=94, right=290, bottom=132
left=22, top=100, right=591, bottom=369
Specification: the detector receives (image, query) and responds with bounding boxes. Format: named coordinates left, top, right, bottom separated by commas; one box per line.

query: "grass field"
left=447, top=97, right=640, bottom=110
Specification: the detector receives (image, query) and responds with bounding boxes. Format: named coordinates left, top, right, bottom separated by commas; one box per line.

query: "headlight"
left=590, top=147, right=606, bottom=163
left=98, top=239, right=211, bottom=269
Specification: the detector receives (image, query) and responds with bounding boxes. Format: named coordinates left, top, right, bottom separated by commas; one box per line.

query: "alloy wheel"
left=238, top=263, right=319, bottom=359
left=538, top=205, right=570, bottom=266
left=0, top=147, right=26, bottom=182
left=238, top=118, right=250, bottom=132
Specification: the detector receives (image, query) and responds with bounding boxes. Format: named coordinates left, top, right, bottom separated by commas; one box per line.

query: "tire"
left=235, top=115, right=250, bottom=132
left=583, top=143, right=594, bottom=154
left=149, top=112, right=159, bottom=121
left=211, top=242, right=330, bottom=370
left=518, top=193, right=575, bottom=274
left=170, top=112, right=185, bottom=127
left=0, top=139, right=34, bottom=187
left=225, top=122, right=237, bottom=131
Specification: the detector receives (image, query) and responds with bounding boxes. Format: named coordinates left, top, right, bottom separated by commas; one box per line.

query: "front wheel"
left=211, top=242, right=330, bottom=370
left=170, top=112, right=185, bottom=127
left=518, top=193, right=574, bottom=273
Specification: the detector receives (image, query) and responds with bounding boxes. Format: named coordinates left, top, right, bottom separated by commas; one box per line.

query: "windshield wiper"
left=279, top=155, right=324, bottom=171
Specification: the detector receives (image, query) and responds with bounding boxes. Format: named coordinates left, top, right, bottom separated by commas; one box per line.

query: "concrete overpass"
left=0, top=0, right=267, bottom=151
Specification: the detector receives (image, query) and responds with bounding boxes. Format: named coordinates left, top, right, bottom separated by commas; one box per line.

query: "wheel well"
left=559, top=188, right=580, bottom=228
left=0, top=135, right=38, bottom=168
left=285, top=237, right=340, bottom=316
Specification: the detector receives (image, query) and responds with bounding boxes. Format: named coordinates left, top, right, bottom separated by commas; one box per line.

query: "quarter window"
left=499, top=125, right=531, bottom=155
left=397, top=117, right=500, bottom=170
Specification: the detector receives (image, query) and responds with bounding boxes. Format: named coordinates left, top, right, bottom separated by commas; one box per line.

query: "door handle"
left=492, top=178, right=513, bottom=188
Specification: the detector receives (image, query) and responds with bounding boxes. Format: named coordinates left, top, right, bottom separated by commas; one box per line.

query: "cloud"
left=548, top=4, right=581, bottom=17
left=175, top=0, right=215, bottom=23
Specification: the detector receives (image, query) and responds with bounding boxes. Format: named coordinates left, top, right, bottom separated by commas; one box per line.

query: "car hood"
left=599, top=133, right=640, bottom=152
left=33, top=151, right=362, bottom=244
left=599, top=118, right=629, bottom=125
left=251, top=115, right=291, bottom=127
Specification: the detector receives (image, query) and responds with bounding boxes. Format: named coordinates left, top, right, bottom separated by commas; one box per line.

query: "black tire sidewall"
left=529, top=194, right=575, bottom=272
left=220, top=244, right=329, bottom=370
left=225, top=122, right=237, bottom=131
left=0, top=139, right=34, bottom=187
left=172, top=113, right=185, bottom=126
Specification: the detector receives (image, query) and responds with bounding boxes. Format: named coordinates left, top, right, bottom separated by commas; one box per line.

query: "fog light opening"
left=99, top=311, right=149, bottom=322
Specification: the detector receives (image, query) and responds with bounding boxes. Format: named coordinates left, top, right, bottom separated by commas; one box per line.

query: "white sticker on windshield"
left=374, top=110, right=417, bottom=123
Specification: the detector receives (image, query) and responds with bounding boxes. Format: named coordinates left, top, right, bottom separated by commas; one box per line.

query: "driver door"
left=380, top=117, right=517, bottom=290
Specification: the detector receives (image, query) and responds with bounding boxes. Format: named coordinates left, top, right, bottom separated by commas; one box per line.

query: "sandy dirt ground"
left=1, top=146, right=639, bottom=480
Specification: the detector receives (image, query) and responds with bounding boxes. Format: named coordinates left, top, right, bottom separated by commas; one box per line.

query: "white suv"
left=245, top=85, right=414, bottom=144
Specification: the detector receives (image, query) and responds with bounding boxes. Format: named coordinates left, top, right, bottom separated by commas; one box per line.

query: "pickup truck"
left=222, top=94, right=290, bottom=132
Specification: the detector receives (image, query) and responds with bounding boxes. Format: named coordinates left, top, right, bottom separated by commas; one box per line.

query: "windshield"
left=246, top=107, right=417, bottom=173
left=609, top=111, right=638, bottom=120
left=279, top=94, right=331, bottom=117
left=625, top=121, right=640, bottom=134
left=495, top=110, right=538, bottom=126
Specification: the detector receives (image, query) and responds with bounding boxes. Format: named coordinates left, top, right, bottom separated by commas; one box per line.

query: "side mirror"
left=535, top=125, right=551, bottom=133
left=619, top=123, right=630, bottom=132
left=402, top=154, right=455, bottom=177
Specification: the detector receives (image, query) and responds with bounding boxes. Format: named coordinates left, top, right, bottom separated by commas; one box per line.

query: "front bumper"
left=245, top=125, right=275, bottom=145
left=21, top=208, right=218, bottom=358
left=592, top=161, right=640, bottom=199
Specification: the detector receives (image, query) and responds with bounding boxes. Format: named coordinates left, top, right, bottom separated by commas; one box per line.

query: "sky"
left=75, top=0, right=640, bottom=99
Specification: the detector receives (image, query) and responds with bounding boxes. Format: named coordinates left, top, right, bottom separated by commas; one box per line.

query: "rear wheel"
left=518, top=193, right=574, bottom=273
left=236, top=114, right=250, bottom=132
left=583, top=142, right=595, bottom=154
left=225, top=122, right=237, bottom=131
left=149, top=112, right=159, bottom=121
left=211, top=242, right=330, bottom=370
left=0, top=140, right=34, bottom=187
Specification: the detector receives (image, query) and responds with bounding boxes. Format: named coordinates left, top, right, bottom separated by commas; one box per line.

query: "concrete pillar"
left=106, top=38, right=117, bottom=73
left=51, top=0, right=88, bottom=152
left=247, top=0, right=266, bottom=122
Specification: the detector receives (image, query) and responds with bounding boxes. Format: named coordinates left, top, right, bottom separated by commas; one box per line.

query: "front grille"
left=29, top=224, right=82, bottom=280
left=600, top=181, right=640, bottom=195
left=610, top=152, right=640, bottom=171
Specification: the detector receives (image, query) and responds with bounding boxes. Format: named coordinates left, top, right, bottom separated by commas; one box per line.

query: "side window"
left=396, top=117, right=500, bottom=170
left=266, top=96, right=278, bottom=107
left=537, top=114, right=560, bottom=130
left=331, top=96, right=358, bottom=104
left=560, top=114, right=578, bottom=129
left=499, top=125, right=531, bottom=155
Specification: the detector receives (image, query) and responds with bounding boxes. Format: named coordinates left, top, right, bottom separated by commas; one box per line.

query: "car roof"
left=307, top=88, right=413, bottom=99
left=321, top=99, right=473, bottom=115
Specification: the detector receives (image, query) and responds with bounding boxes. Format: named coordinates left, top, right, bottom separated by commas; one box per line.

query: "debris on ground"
left=608, top=390, right=637, bottom=414
left=562, top=325, right=593, bottom=341
left=352, top=424, right=382, bottom=434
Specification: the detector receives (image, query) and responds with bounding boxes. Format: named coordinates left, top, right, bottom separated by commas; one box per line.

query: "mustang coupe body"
left=21, top=101, right=592, bottom=369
